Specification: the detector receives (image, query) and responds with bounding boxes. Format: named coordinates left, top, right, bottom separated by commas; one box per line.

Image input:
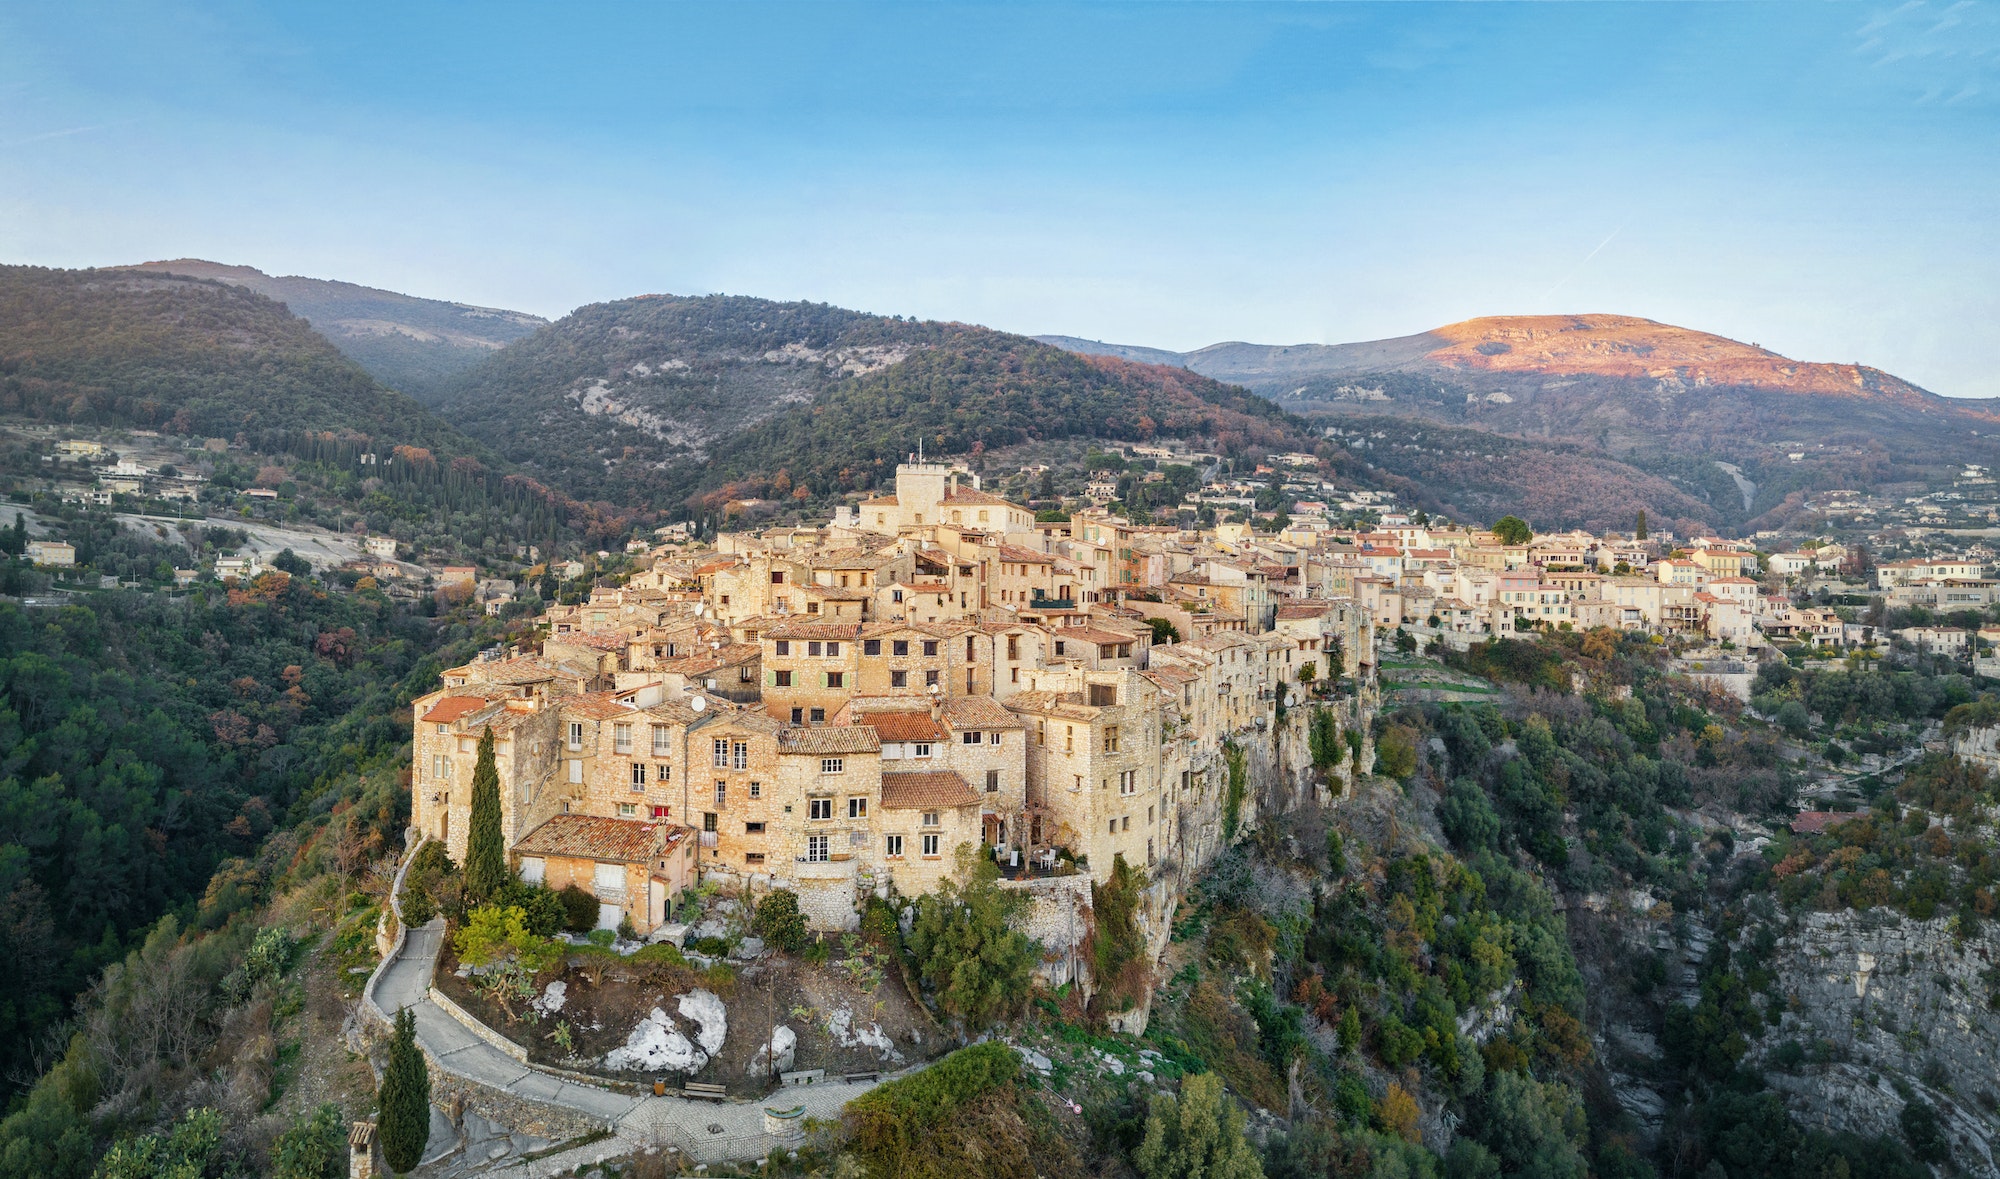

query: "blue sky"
left=3, top=2, right=1997, bottom=393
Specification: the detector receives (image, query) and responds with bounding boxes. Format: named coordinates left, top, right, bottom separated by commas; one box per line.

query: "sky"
left=2, top=2, right=1998, bottom=394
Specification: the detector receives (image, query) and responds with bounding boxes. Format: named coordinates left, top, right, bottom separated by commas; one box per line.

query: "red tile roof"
left=1791, top=811, right=1853, bottom=834
left=421, top=696, right=490, bottom=724
left=857, top=712, right=949, bottom=742
left=880, top=770, right=979, bottom=810
left=514, top=815, right=676, bottom=862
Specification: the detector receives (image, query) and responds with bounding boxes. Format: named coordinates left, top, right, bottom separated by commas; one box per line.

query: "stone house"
left=513, top=815, right=698, bottom=932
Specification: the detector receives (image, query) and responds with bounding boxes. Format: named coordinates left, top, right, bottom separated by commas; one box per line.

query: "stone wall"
left=1750, top=908, right=2000, bottom=1173
left=427, top=1069, right=612, bottom=1144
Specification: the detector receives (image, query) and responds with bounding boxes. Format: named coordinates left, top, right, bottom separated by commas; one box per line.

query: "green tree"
left=463, top=727, right=506, bottom=903
left=1633, top=509, right=1647, bottom=541
left=907, top=848, right=1037, bottom=1029
left=93, top=1107, right=222, bottom=1179
left=377, top=1007, right=430, bottom=1175
left=1133, top=1072, right=1264, bottom=1179
left=1146, top=617, right=1182, bottom=646
left=1491, top=516, right=1533, bottom=546
left=1477, top=1072, right=1586, bottom=1179
left=751, top=889, right=810, bottom=953
left=270, top=548, right=312, bottom=576
left=270, top=1104, right=345, bottom=1179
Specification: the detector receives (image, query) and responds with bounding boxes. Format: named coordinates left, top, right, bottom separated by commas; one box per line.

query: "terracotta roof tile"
left=857, top=712, right=949, bottom=742
left=421, top=696, right=491, bottom=724
left=514, top=815, right=687, bottom=862
left=776, top=727, right=882, bottom=754
left=879, top=770, right=979, bottom=810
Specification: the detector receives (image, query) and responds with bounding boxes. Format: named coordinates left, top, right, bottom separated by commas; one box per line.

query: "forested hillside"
left=433, top=295, right=1328, bottom=516
left=130, top=260, right=547, bottom=398
left=692, top=332, right=1317, bottom=514
left=0, top=266, right=466, bottom=449
left=0, top=578, right=452, bottom=1097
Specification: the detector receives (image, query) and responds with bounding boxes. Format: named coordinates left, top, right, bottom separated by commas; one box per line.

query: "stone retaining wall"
left=427, top=1068, right=612, bottom=1144
left=428, top=984, right=530, bottom=1063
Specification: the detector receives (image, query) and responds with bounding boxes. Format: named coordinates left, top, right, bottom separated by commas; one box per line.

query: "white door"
left=596, top=903, right=622, bottom=931
left=593, top=861, right=625, bottom=930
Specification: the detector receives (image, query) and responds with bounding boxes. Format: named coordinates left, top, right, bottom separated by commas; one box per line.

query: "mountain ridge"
left=128, top=258, right=546, bottom=395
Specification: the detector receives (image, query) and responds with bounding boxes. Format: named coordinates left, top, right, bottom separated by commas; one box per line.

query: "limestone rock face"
left=1752, top=909, right=2000, bottom=1172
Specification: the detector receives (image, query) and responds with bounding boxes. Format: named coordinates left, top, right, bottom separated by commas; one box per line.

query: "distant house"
left=244, top=487, right=278, bottom=500
left=216, top=556, right=260, bottom=580
left=54, top=440, right=104, bottom=459
left=26, top=540, right=76, bottom=567
left=1791, top=811, right=1851, bottom=835
left=364, top=536, right=398, bottom=559
left=173, top=568, right=199, bottom=587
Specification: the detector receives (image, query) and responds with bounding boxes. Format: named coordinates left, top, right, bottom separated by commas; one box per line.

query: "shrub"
left=693, top=936, right=731, bottom=957
left=270, top=1103, right=344, bottom=1179
left=617, top=914, right=638, bottom=942
left=752, top=889, right=811, bottom=953
left=557, top=884, right=598, bottom=932
left=860, top=896, right=903, bottom=949
left=845, top=1043, right=1023, bottom=1176
left=907, top=849, right=1037, bottom=1029
left=400, top=882, right=435, bottom=927
left=1133, top=1072, right=1263, bottom=1179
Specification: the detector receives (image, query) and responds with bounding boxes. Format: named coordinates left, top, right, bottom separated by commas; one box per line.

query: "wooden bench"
left=843, top=1071, right=879, bottom=1084
left=681, top=1082, right=729, bottom=1102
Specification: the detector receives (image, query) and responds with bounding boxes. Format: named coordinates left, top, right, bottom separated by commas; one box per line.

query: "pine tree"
left=1635, top=509, right=1648, bottom=540
left=464, top=726, right=505, bottom=902
left=377, top=1007, right=430, bottom=1174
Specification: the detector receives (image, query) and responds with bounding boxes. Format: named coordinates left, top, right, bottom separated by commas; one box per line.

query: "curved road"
left=374, top=914, right=890, bottom=1169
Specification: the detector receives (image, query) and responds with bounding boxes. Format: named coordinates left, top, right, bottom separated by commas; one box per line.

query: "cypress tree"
left=464, top=726, right=506, bottom=902
left=377, top=1007, right=430, bottom=1173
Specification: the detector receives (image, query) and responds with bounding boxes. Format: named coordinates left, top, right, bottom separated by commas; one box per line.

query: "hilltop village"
left=409, top=450, right=1999, bottom=956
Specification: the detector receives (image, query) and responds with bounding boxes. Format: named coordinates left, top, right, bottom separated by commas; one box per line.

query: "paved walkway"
left=370, top=850, right=898, bottom=1167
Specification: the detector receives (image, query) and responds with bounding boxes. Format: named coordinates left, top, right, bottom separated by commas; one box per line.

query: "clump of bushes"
left=752, top=888, right=811, bottom=953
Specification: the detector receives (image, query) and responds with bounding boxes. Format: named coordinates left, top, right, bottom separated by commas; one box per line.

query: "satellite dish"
left=929, top=684, right=941, bottom=695
left=690, top=695, right=707, bottom=712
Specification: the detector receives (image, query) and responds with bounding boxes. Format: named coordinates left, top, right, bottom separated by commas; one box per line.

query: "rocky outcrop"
left=1751, top=908, right=2000, bottom=1173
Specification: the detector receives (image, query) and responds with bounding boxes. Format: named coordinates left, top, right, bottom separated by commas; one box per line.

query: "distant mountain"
left=129, top=259, right=546, bottom=396
left=0, top=264, right=468, bottom=449
left=437, top=294, right=1320, bottom=512
left=1044, top=314, right=1999, bottom=530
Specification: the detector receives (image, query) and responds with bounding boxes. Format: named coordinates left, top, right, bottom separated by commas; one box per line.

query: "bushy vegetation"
left=906, top=849, right=1038, bottom=1030
left=843, top=1042, right=1080, bottom=1179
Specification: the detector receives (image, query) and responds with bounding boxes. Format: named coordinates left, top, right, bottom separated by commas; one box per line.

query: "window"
left=774, top=669, right=793, bottom=687
left=923, top=640, right=938, bottom=656
left=1104, top=725, right=1121, bottom=753
left=810, top=708, right=825, bottom=723
left=712, top=738, right=730, bottom=768
left=826, top=641, right=841, bottom=657
left=1010, top=668, right=1019, bottom=683
left=1122, top=815, right=1131, bottom=831
left=437, top=723, right=447, bottom=735
left=963, top=730, right=982, bottom=744
left=1108, top=819, right=1117, bottom=834
left=652, top=805, right=670, bottom=819
left=912, top=743, right=932, bottom=758
left=892, top=588, right=903, bottom=603
left=924, top=670, right=939, bottom=687
left=1089, top=683, right=1117, bottom=706
left=809, top=797, right=833, bottom=819
left=745, top=821, right=766, bottom=834
left=806, top=835, right=830, bottom=862
left=745, top=852, right=766, bottom=865
left=741, top=663, right=756, bottom=682
left=1120, top=770, right=1137, bottom=794
left=618, top=803, right=637, bottom=817
left=890, top=670, right=908, bottom=688
left=986, top=769, right=1000, bottom=793
left=568, top=722, right=584, bottom=750
left=892, top=640, right=909, bottom=656
left=651, top=725, right=671, bottom=755
left=808, top=641, right=822, bottom=657
left=990, top=731, right=1001, bottom=745
left=886, top=834, right=904, bottom=857
left=568, top=760, right=583, bottom=784
left=631, top=763, right=647, bottom=789
left=715, top=780, right=727, bottom=806
left=613, top=723, right=632, bottom=753
left=733, top=741, right=748, bottom=770
left=1037, top=721, right=1046, bottom=746
left=966, top=636, right=976, bottom=660
left=430, top=754, right=446, bottom=779
left=848, top=797, right=867, bottom=819
left=826, top=672, right=845, bottom=688
left=749, top=781, right=761, bottom=799
left=775, top=640, right=790, bottom=656
left=921, top=810, right=940, bottom=827
left=1007, top=635, right=1019, bottom=660
left=791, top=708, right=805, bottom=724
left=921, top=833, right=940, bottom=857
left=1064, top=726, right=1074, bottom=753
left=703, top=812, right=717, bottom=832
left=771, top=571, right=785, bottom=584
left=864, top=639, right=881, bottom=656
left=1148, top=805, right=1155, bottom=824
left=1054, top=640, right=1066, bottom=656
